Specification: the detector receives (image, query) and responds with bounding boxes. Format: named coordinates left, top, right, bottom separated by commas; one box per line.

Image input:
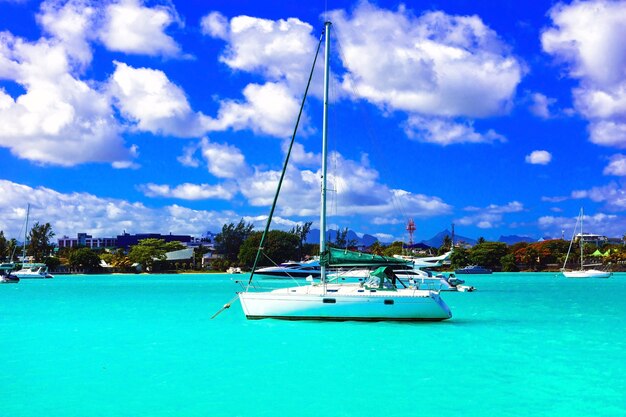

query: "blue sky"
left=1, top=0, right=626, bottom=244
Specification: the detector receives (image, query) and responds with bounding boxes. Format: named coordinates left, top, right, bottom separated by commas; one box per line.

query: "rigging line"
left=261, top=251, right=302, bottom=286
left=246, top=27, right=325, bottom=288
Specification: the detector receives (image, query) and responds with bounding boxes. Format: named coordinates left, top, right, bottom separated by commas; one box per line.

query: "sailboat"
left=12, top=204, right=54, bottom=279
left=561, top=208, right=612, bottom=279
left=237, top=22, right=452, bottom=321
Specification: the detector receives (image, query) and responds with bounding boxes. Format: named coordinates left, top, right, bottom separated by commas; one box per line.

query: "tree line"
left=3, top=220, right=625, bottom=273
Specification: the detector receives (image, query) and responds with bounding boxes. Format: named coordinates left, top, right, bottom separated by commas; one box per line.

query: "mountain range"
left=304, top=228, right=536, bottom=248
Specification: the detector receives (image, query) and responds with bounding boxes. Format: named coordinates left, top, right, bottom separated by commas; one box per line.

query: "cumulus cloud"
left=108, top=61, right=211, bottom=137
left=542, top=1, right=626, bottom=147
left=571, top=182, right=626, bottom=210
left=138, top=182, right=237, bottom=200
left=204, top=13, right=317, bottom=91
left=604, top=154, right=626, bottom=176
left=456, top=201, right=524, bottom=228
left=0, top=33, right=133, bottom=166
left=238, top=151, right=452, bottom=219
left=529, top=92, right=556, bottom=118
left=538, top=211, right=624, bottom=238
left=37, top=0, right=95, bottom=68
left=208, top=82, right=301, bottom=137
left=330, top=2, right=523, bottom=117
left=0, top=179, right=240, bottom=238
left=99, top=0, right=182, bottom=57
left=525, top=150, right=552, bottom=165
left=404, top=116, right=506, bottom=145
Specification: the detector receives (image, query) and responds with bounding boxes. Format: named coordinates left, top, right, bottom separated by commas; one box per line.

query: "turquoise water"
left=1, top=273, right=625, bottom=417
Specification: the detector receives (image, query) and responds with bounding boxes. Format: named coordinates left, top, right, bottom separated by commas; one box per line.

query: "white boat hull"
left=239, top=284, right=452, bottom=321
left=562, top=269, right=612, bottom=279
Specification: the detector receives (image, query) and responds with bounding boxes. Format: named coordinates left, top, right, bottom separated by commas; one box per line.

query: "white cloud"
left=529, top=92, right=556, bottom=118
left=456, top=201, right=524, bottom=228
left=209, top=82, right=300, bottom=137
left=538, top=211, right=624, bottom=238
left=0, top=179, right=240, bottom=238
left=198, top=137, right=250, bottom=179
left=139, top=182, right=237, bottom=200
left=604, top=154, right=626, bottom=176
left=200, top=11, right=228, bottom=39
left=0, top=34, right=133, bottom=167
left=205, top=13, right=317, bottom=91
left=239, top=151, right=452, bottom=219
left=108, top=61, right=211, bottom=137
left=525, top=150, right=552, bottom=165
left=571, top=182, right=626, bottom=210
left=37, top=0, right=95, bottom=68
left=330, top=3, right=523, bottom=117
left=542, top=1, right=626, bottom=147
left=99, top=0, right=182, bottom=57
left=404, top=116, right=506, bottom=145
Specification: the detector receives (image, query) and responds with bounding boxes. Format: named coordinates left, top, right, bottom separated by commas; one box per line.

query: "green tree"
left=290, top=221, right=312, bottom=260
left=0, top=231, right=8, bottom=260
left=109, top=249, right=133, bottom=272
left=450, top=247, right=471, bottom=269
left=470, top=241, right=508, bottom=271
left=383, top=241, right=404, bottom=257
left=438, top=234, right=452, bottom=255
left=68, top=248, right=101, bottom=271
left=238, top=230, right=300, bottom=268
left=369, top=241, right=384, bottom=255
left=477, top=236, right=486, bottom=245
left=128, top=238, right=183, bottom=272
left=193, top=245, right=211, bottom=269
left=28, top=222, right=55, bottom=262
left=7, top=238, right=18, bottom=261
left=43, top=256, right=61, bottom=271
left=215, top=220, right=254, bottom=262
left=500, top=253, right=518, bottom=272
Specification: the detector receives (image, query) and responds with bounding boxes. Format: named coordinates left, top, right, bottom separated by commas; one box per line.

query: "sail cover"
left=320, top=247, right=411, bottom=267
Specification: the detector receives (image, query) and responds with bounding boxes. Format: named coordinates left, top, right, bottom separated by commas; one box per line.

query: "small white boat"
left=561, top=269, right=612, bottom=279
left=227, top=267, right=243, bottom=274
left=561, top=208, right=612, bottom=279
left=12, top=263, right=54, bottom=279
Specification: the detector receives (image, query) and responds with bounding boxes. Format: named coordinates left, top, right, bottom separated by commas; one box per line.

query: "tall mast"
left=580, top=207, right=584, bottom=270
left=22, top=203, right=30, bottom=262
left=320, top=21, right=331, bottom=284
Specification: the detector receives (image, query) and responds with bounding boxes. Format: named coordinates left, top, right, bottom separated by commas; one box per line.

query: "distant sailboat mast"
left=22, top=203, right=30, bottom=263
left=319, top=21, right=331, bottom=288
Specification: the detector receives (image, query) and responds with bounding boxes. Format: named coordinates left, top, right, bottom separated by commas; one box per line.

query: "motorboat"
left=254, top=259, right=321, bottom=280
left=12, top=263, right=54, bottom=279
left=455, top=265, right=492, bottom=275
left=227, top=267, right=243, bottom=274
left=0, top=262, right=19, bottom=283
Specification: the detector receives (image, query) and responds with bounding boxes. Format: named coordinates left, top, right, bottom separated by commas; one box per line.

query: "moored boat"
left=455, top=265, right=492, bottom=274
left=235, top=22, right=452, bottom=322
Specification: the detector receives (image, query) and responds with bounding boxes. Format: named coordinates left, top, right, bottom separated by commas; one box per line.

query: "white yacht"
left=13, top=263, right=54, bottom=279
left=235, top=22, right=452, bottom=322
left=561, top=208, right=613, bottom=279
left=254, top=259, right=321, bottom=280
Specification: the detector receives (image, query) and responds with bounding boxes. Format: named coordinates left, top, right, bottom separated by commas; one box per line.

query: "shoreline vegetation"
left=3, top=220, right=625, bottom=275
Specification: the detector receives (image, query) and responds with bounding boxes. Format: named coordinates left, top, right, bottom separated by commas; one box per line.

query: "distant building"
left=116, top=232, right=192, bottom=250
left=574, top=233, right=608, bottom=247
left=58, top=233, right=117, bottom=249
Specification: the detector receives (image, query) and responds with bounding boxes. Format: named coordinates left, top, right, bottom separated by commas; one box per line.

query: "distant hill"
left=498, top=235, right=535, bottom=245
left=305, top=229, right=378, bottom=247
left=421, top=229, right=476, bottom=248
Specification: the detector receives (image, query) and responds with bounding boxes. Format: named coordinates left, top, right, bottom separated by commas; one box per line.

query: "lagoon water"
left=1, top=273, right=625, bottom=417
